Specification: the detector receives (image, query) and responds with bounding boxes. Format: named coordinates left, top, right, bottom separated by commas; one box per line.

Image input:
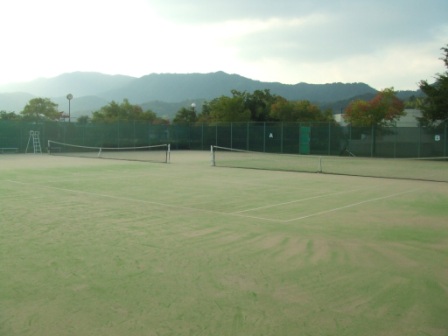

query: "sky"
left=1, top=0, right=447, bottom=90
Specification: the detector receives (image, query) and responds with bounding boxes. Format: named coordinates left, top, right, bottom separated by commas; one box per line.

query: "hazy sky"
left=1, top=0, right=447, bottom=90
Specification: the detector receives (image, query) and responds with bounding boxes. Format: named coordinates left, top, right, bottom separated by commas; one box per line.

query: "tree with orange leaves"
left=343, top=88, right=405, bottom=156
left=343, top=88, right=405, bottom=127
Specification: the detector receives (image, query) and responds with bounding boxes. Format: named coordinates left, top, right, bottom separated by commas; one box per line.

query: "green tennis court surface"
left=1, top=152, right=447, bottom=336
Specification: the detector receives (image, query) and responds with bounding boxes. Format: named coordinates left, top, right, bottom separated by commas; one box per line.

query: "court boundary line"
left=4, top=180, right=418, bottom=224
left=5, top=179, right=280, bottom=222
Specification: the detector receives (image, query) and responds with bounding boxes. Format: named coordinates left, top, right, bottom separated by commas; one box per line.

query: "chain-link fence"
left=1, top=120, right=447, bottom=158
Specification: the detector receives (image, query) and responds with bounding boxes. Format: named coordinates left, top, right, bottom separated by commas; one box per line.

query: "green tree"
left=404, top=95, right=424, bottom=109
left=0, top=111, right=21, bottom=120
left=77, top=115, right=90, bottom=124
left=92, top=99, right=162, bottom=123
left=270, top=97, right=333, bottom=122
left=418, top=45, right=448, bottom=125
left=173, top=106, right=197, bottom=124
left=203, top=89, right=281, bottom=122
left=232, top=89, right=278, bottom=122
left=21, top=98, right=61, bottom=121
left=207, top=94, right=251, bottom=122
left=197, top=101, right=213, bottom=122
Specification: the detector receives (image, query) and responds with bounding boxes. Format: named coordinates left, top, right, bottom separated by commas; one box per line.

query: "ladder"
left=26, top=130, right=42, bottom=154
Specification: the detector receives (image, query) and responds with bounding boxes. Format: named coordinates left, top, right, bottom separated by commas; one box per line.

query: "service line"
left=284, top=189, right=418, bottom=222
left=231, top=186, right=374, bottom=214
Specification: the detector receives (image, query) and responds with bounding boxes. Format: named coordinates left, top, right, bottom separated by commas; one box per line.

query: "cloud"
left=146, top=0, right=325, bottom=23
left=206, top=1, right=445, bottom=61
left=0, top=0, right=447, bottom=90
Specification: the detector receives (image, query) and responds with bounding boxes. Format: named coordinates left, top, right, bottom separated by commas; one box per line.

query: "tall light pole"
left=66, top=93, right=73, bottom=122
left=190, top=103, right=197, bottom=123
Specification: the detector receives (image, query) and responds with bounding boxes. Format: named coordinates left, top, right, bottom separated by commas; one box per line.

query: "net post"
left=210, top=145, right=215, bottom=166
left=317, top=156, right=322, bottom=173
left=98, top=147, right=102, bottom=158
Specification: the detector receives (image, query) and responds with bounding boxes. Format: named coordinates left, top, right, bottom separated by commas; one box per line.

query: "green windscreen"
left=299, top=126, right=311, bottom=154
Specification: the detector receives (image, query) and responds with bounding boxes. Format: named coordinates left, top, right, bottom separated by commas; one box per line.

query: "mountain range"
left=0, top=71, right=420, bottom=120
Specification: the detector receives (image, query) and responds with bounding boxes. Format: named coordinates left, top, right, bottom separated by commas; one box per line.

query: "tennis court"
left=1, top=151, right=447, bottom=336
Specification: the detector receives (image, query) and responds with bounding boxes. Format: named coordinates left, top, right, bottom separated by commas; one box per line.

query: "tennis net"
left=48, top=141, right=170, bottom=163
left=211, top=146, right=448, bottom=182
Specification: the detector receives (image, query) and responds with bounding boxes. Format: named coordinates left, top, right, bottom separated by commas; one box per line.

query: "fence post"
left=348, top=124, right=352, bottom=154
left=231, top=122, right=233, bottom=149
left=201, top=123, right=204, bottom=150
left=246, top=122, right=249, bottom=150
left=418, top=125, right=421, bottom=158
left=133, top=120, right=136, bottom=146
left=117, top=119, right=120, bottom=147
left=394, top=126, right=397, bottom=158
left=263, top=122, right=266, bottom=152
left=187, top=123, right=190, bottom=149
left=444, top=122, right=447, bottom=157
left=281, top=122, right=284, bottom=153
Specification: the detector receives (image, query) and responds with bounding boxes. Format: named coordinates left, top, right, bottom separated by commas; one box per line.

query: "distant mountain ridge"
left=0, top=71, right=420, bottom=120
left=101, top=72, right=380, bottom=104
left=1, top=72, right=135, bottom=97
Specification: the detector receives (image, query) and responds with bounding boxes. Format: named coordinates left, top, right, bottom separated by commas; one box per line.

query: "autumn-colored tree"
left=344, top=88, right=405, bottom=155
left=344, top=88, right=405, bottom=127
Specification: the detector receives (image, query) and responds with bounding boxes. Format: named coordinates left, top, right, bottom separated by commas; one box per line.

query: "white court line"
left=231, top=187, right=371, bottom=214
left=5, top=179, right=206, bottom=212
left=283, top=189, right=418, bottom=222
left=4, top=179, right=252, bottom=220
left=4, top=180, right=418, bottom=224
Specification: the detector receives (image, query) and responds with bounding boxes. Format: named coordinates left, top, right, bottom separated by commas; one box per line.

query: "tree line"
left=0, top=89, right=335, bottom=124
left=173, top=89, right=334, bottom=124
left=1, top=44, right=447, bottom=127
